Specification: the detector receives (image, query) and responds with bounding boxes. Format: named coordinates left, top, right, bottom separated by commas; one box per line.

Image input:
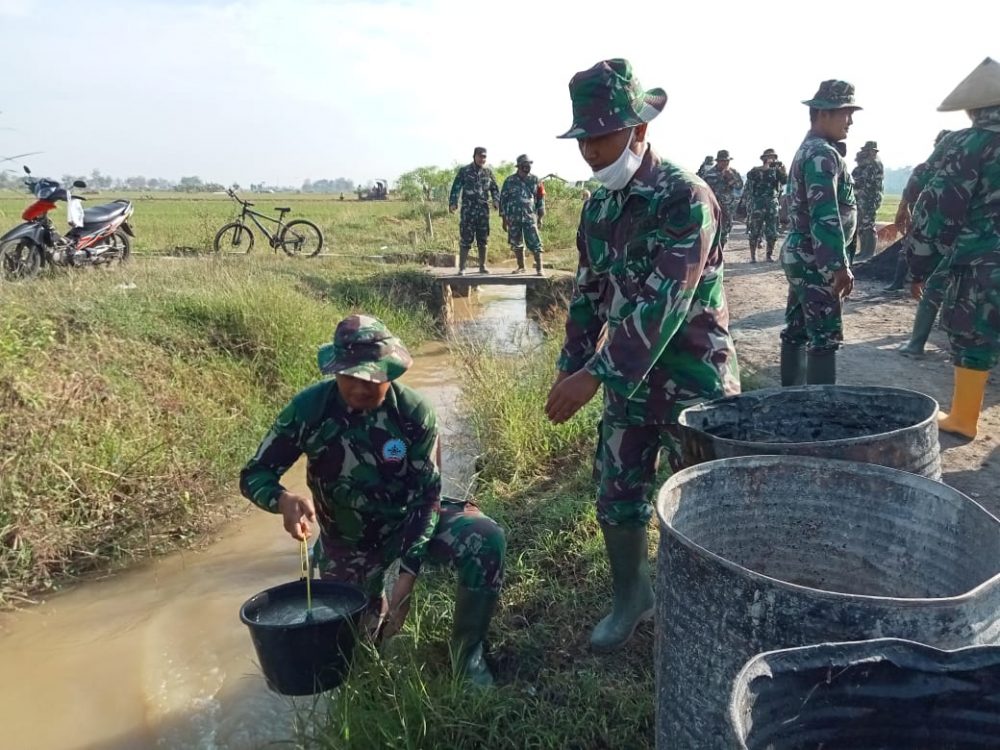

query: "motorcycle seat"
left=83, top=202, right=130, bottom=225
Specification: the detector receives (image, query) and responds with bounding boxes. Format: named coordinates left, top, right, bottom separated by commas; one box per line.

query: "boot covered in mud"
left=590, top=523, right=654, bottom=653
left=533, top=250, right=543, bottom=276
left=451, top=585, right=498, bottom=687
left=898, top=300, right=939, bottom=357
left=806, top=348, right=837, bottom=385
left=858, top=227, right=877, bottom=259
left=780, top=341, right=806, bottom=386
left=939, top=366, right=989, bottom=439
left=512, top=247, right=525, bottom=273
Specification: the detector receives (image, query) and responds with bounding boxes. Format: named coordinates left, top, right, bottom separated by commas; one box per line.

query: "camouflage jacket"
left=784, top=131, right=857, bottom=274
left=702, top=166, right=744, bottom=206
left=744, top=164, right=788, bottom=208
left=557, top=146, right=741, bottom=426
left=449, top=163, right=500, bottom=213
left=851, top=157, right=884, bottom=207
left=500, top=172, right=545, bottom=222
left=696, top=161, right=714, bottom=179
left=901, top=132, right=958, bottom=207
left=909, top=105, right=1000, bottom=278
left=240, top=380, right=441, bottom=577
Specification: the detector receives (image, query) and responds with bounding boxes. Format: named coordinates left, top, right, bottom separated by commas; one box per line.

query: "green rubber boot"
left=898, top=300, right=939, bottom=357
left=590, top=524, right=654, bottom=654
left=806, top=349, right=837, bottom=385
left=780, top=342, right=806, bottom=386
left=451, top=586, right=498, bottom=687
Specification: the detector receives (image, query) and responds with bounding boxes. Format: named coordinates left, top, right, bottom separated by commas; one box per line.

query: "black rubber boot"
left=858, top=228, right=877, bottom=259
left=780, top=342, right=806, bottom=386
left=452, top=586, right=499, bottom=687
left=899, top=300, right=939, bottom=357
left=477, top=245, right=489, bottom=274
left=884, top=256, right=908, bottom=291
left=513, top=248, right=525, bottom=273
left=590, top=524, right=654, bottom=653
left=458, top=246, right=470, bottom=276
left=533, top=251, right=543, bottom=276
left=766, top=240, right=776, bottom=262
left=806, top=349, right=837, bottom=385
left=750, top=243, right=758, bottom=263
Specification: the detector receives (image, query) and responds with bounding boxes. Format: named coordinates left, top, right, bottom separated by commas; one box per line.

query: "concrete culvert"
left=729, top=639, right=1000, bottom=750
left=678, top=385, right=941, bottom=479
left=654, top=455, right=1000, bottom=750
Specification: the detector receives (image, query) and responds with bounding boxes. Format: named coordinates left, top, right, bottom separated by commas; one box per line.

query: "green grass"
left=877, top=194, right=901, bottom=223
left=0, top=191, right=583, bottom=269
left=0, top=256, right=437, bottom=606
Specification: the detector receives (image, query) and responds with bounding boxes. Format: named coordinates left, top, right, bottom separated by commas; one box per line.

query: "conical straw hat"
left=938, top=57, right=1000, bottom=111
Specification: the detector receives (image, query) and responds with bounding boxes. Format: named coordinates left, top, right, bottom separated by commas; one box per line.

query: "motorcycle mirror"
left=23, top=165, right=31, bottom=175
left=73, top=180, right=87, bottom=188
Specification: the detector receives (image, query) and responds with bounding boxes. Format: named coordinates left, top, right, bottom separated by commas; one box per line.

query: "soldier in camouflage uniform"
left=449, top=147, right=500, bottom=275
left=696, top=155, right=714, bottom=179
left=702, top=149, right=744, bottom=251
left=743, top=148, right=788, bottom=262
left=240, top=315, right=506, bottom=685
left=851, top=140, right=884, bottom=259
left=779, top=80, right=860, bottom=386
left=545, top=59, right=740, bottom=653
left=908, top=57, right=1000, bottom=439
left=499, top=154, right=546, bottom=275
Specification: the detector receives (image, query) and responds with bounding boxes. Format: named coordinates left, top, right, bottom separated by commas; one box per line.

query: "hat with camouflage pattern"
left=938, top=57, right=1000, bottom=112
left=862, top=140, right=878, bottom=151
left=557, top=58, right=667, bottom=139
left=759, top=148, right=778, bottom=160
left=716, top=149, right=732, bottom=161
left=802, top=80, right=862, bottom=110
left=317, top=314, right=412, bottom=382
left=516, top=154, right=533, bottom=165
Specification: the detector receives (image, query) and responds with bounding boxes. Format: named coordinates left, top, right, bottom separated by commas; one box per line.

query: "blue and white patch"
left=382, top=438, right=407, bottom=463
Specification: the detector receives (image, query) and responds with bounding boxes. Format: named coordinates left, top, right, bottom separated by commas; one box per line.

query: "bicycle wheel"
left=214, top=222, right=255, bottom=254
left=279, top=219, right=323, bottom=257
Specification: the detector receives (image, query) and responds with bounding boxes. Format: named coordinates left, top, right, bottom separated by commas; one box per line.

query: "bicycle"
left=213, top=190, right=324, bottom=257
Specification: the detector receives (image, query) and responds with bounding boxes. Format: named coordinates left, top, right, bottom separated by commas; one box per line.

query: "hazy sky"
left=0, top=0, right=992, bottom=187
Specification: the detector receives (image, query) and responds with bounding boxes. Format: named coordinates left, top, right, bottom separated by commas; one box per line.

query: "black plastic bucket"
left=240, top=579, right=368, bottom=696
left=730, top=639, right=1000, bottom=749
left=678, top=385, right=941, bottom=478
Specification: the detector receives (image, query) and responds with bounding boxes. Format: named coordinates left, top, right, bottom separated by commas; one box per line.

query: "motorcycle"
left=0, top=166, right=135, bottom=281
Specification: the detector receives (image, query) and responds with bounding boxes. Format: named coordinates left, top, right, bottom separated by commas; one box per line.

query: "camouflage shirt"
left=240, top=380, right=441, bottom=577
left=557, top=145, right=741, bottom=426
left=500, top=172, right=545, bottom=222
left=449, top=163, right=500, bottom=213
left=851, top=156, right=884, bottom=207
left=784, top=131, right=857, bottom=273
left=744, top=163, right=788, bottom=208
left=702, top=166, right=744, bottom=206
left=910, top=105, right=1000, bottom=278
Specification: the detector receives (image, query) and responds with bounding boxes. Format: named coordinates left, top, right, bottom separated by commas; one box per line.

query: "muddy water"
left=0, top=286, right=531, bottom=749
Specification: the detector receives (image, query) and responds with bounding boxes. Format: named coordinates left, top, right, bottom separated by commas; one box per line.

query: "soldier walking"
left=744, top=148, right=787, bottom=262
left=241, top=315, right=507, bottom=685
left=449, top=147, right=500, bottom=275
left=779, top=80, right=860, bottom=386
left=545, top=59, right=740, bottom=653
left=852, top=140, right=884, bottom=259
left=909, top=57, right=1000, bottom=439
left=702, top=150, right=744, bottom=251
left=500, top=154, right=546, bottom=275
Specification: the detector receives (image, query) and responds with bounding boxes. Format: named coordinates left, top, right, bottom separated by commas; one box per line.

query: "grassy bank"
left=0, top=257, right=437, bottom=606
left=308, top=333, right=663, bottom=749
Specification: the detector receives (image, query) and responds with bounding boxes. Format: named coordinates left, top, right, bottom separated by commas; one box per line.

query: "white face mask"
left=592, top=129, right=646, bottom=191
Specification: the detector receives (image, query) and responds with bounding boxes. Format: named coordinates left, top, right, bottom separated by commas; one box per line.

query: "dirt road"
left=723, top=226, right=1000, bottom=516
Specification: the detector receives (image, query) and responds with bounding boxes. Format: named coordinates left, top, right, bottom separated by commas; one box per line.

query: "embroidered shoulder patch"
left=382, top=438, right=407, bottom=463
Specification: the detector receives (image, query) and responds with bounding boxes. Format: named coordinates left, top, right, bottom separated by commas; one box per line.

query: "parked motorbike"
left=0, top=166, right=135, bottom=281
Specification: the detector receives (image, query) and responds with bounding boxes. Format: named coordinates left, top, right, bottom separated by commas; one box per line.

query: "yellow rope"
left=300, top=539, right=313, bottom=615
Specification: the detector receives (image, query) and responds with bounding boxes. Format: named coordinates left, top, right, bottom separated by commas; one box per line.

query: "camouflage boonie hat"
left=802, top=80, right=862, bottom=110
left=702, top=155, right=714, bottom=163
left=716, top=149, right=732, bottom=161
left=557, top=58, right=667, bottom=139
left=759, top=148, right=777, bottom=160
left=862, top=140, right=878, bottom=151
left=516, top=154, right=533, bottom=165
left=317, top=314, right=412, bottom=383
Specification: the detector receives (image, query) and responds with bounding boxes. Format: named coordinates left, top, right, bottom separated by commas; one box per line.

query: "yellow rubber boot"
left=938, top=367, right=989, bottom=439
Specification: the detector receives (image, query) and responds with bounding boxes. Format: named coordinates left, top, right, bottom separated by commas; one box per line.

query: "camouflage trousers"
left=316, top=498, right=505, bottom=596
left=507, top=218, right=542, bottom=253
left=940, top=264, right=1000, bottom=371
left=592, top=419, right=682, bottom=527
left=747, top=202, right=779, bottom=247
left=780, top=237, right=843, bottom=352
left=719, top=200, right=737, bottom=248
left=459, top=209, right=490, bottom=252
